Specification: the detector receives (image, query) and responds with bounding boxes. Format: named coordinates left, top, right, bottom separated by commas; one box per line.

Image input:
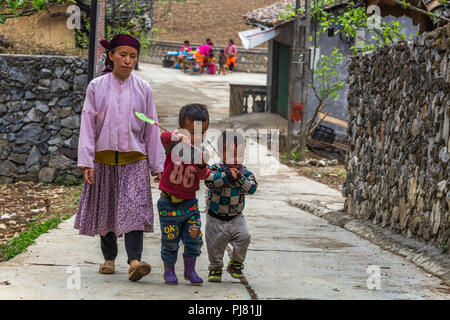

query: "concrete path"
left=0, top=64, right=449, bottom=299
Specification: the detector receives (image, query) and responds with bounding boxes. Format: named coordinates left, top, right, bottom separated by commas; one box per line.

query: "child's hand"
left=230, top=168, right=239, bottom=180
left=201, top=149, right=210, bottom=166
left=176, top=133, right=190, bottom=145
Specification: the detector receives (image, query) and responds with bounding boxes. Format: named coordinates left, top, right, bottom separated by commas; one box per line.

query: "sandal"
left=99, top=260, right=115, bottom=274
left=128, top=260, right=151, bottom=282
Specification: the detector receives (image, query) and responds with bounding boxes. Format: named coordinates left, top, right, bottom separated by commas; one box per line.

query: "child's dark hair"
left=179, top=103, right=209, bottom=127
left=217, top=129, right=246, bottom=154
left=220, top=49, right=224, bottom=54
left=209, top=52, right=214, bottom=58
left=229, top=39, right=234, bottom=45
left=184, top=40, right=190, bottom=45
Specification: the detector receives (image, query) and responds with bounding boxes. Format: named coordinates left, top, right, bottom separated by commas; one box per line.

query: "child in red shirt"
left=158, top=103, right=210, bottom=285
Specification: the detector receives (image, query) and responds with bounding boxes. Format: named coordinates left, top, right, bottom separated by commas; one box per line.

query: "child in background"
left=157, top=104, right=211, bottom=286
left=180, top=40, right=192, bottom=53
left=218, top=49, right=226, bottom=75
left=208, top=52, right=216, bottom=75
left=204, top=129, right=258, bottom=282
left=178, top=40, right=192, bottom=70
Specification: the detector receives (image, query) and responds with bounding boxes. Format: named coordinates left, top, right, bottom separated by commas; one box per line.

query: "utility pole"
left=287, top=0, right=312, bottom=161
left=87, top=0, right=106, bottom=83
left=298, top=0, right=312, bottom=161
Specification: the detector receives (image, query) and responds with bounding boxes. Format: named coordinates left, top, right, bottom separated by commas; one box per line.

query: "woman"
left=225, top=39, right=237, bottom=72
left=75, top=34, right=165, bottom=282
left=195, top=40, right=214, bottom=74
left=179, top=40, right=192, bottom=71
left=180, top=40, right=192, bottom=53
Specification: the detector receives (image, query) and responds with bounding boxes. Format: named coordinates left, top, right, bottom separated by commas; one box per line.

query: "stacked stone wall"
left=0, top=54, right=88, bottom=183
left=344, top=24, right=450, bottom=251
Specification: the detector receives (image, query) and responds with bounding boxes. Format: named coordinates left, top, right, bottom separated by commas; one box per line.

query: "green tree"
left=279, top=0, right=416, bottom=160
left=0, top=0, right=68, bottom=23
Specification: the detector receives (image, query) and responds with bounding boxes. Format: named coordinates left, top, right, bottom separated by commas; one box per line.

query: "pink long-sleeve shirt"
left=225, top=44, right=237, bottom=57
left=77, top=72, right=165, bottom=175
left=198, top=44, right=211, bottom=56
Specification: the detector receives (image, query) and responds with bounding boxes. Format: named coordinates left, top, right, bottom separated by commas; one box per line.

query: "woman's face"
left=108, top=45, right=138, bottom=79
left=228, top=40, right=232, bottom=46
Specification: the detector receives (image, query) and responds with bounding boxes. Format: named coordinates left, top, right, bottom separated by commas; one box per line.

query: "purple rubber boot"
left=164, top=264, right=178, bottom=285
left=183, top=256, right=203, bottom=286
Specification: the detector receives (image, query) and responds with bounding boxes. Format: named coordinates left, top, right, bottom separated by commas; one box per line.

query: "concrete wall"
left=343, top=24, right=450, bottom=252
left=0, top=3, right=77, bottom=56
left=0, top=54, right=88, bottom=184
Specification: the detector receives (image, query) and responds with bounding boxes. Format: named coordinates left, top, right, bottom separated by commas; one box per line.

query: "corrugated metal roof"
left=243, top=0, right=350, bottom=27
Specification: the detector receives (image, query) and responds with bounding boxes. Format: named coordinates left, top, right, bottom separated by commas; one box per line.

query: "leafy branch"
left=0, top=0, right=72, bottom=23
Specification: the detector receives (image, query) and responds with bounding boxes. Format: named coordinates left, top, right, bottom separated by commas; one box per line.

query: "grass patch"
left=53, top=176, right=82, bottom=186
left=0, top=214, right=71, bottom=262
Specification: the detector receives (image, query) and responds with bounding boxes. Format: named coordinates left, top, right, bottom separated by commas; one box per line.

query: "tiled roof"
left=244, top=0, right=350, bottom=27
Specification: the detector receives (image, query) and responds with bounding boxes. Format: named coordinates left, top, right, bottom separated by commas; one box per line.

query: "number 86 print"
left=169, top=164, right=197, bottom=188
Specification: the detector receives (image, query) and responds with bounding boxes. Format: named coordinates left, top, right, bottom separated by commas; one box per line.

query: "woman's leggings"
left=101, top=230, right=143, bottom=264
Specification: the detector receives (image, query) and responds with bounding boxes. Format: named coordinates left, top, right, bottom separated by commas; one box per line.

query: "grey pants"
left=205, top=213, right=251, bottom=270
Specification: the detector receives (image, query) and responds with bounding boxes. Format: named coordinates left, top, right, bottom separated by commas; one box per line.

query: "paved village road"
left=0, top=64, right=448, bottom=300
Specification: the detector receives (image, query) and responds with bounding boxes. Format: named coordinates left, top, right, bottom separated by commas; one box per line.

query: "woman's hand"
left=83, top=168, right=94, bottom=185
left=154, top=172, right=162, bottom=183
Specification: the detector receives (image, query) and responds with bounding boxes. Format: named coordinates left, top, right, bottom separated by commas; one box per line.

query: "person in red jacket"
left=158, top=103, right=211, bottom=285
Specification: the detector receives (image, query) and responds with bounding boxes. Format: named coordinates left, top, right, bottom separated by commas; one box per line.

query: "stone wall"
left=343, top=24, right=450, bottom=252
left=0, top=54, right=87, bottom=184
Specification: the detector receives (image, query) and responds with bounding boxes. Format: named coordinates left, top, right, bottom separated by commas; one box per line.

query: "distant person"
left=180, top=40, right=192, bottom=53
left=178, top=40, right=192, bottom=71
left=195, top=40, right=214, bottom=74
left=218, top=49, right=227, bottom=75
left=225, top=39, right=237, bottom=72
left=208, top=52, right=216, bottom=74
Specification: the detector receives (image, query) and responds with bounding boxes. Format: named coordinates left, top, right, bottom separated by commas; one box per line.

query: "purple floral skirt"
left=74, top=159, right=154, bottom=237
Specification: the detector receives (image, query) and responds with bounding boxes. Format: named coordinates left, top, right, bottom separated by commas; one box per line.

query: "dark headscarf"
left=99, top=34, right=141, bottom=75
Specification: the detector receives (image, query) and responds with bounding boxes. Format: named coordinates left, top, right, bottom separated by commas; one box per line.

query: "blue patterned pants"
left=157, top=197, right=203, bottom=266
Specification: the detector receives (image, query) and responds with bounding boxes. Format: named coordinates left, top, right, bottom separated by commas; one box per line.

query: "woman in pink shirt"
left=225, top=39, right=238, bottom=72
left=180, top=40, right=192, bottom=53
left=196, top=40, right=214, bottom=74
left=74, top=34, right=165, bottom=282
